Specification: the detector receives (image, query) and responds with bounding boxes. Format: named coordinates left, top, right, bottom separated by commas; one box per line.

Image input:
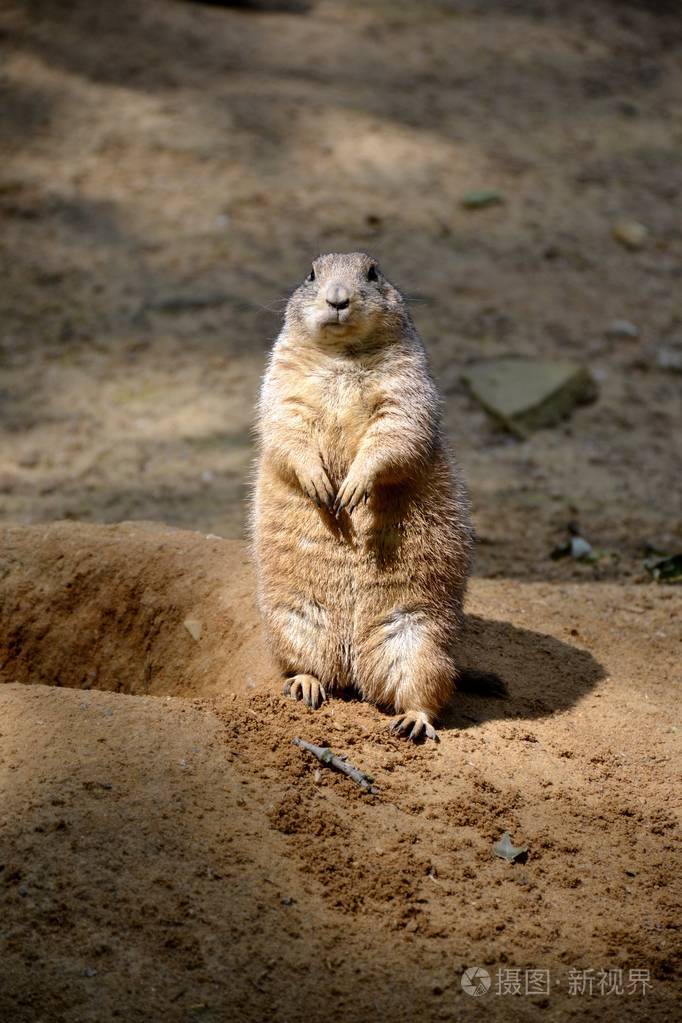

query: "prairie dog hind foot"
left=283, top=674, right=327, bottom=709
left=389, top=710, right=439, bottom=743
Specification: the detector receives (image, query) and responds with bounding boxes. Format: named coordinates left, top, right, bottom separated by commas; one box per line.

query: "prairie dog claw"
left=296, top=465, right=335, bottom=509
left=283, top=674, right=327, bottom=710
left=389, top=711, right=439, bottom=743
left=333, top=466, right=373, bottom=515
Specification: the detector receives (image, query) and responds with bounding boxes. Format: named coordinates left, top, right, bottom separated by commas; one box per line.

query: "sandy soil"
left=0, top=1, right=681, bottom=1020
left=1, top=522, right=680, bottom=1022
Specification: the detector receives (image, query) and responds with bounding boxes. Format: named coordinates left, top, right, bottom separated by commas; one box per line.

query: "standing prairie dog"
left=252, top=252, right=474, bottom=741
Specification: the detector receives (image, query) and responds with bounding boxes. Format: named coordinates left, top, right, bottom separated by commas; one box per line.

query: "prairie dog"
left=252, top=252, right=473, bottom=741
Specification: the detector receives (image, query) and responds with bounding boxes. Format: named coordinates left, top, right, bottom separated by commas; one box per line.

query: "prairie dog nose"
left=325, top=282, right=350, bottom=310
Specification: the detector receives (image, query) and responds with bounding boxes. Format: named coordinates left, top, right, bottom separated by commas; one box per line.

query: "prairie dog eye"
left=306, top=267, right=316, bottom=283
left=367, top=265, right=378, bottom=282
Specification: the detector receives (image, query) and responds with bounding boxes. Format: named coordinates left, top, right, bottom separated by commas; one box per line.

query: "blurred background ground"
left=1, top=0, right=680, bottom=579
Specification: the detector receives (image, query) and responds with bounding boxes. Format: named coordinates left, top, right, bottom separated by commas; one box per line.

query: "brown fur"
left=252, top=253, right=473, bottom=741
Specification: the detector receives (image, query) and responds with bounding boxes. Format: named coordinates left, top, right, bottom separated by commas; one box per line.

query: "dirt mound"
left=0, top=520, right=277, bottom=698
left=0, top=521, right=680, bottom=1022
left=0, top=520, right=605, bottom=720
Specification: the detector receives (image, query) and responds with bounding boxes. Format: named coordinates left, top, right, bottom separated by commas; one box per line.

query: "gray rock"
left=612, top=220, right=648, bottom=251
left=570, top=537, right=593, bottom=559
left=656, top=347, right=682, bottom=373
left=462, top=358, right=598, bottom=436
left=183, top=617, right=203, bottom=641
left=461, top=189, right=505, bottom=210
left=606, top=319, right=639, bottom=339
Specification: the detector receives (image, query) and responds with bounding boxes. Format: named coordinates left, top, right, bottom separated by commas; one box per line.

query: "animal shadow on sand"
left=439, top=613, right=606, bottom=732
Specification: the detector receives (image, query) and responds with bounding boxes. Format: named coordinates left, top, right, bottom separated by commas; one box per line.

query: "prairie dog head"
left=284, top=252, right=407, bottom=349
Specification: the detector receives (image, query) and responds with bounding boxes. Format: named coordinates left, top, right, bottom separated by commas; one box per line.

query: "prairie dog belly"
left=254, top=470, right=357, bottom=687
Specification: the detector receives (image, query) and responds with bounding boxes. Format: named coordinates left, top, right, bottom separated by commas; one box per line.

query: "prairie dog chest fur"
left=296, top=356, right=384, bottom=478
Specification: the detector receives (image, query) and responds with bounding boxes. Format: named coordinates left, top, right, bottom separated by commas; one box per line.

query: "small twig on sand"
left=293, top=738, right=379, bottom=795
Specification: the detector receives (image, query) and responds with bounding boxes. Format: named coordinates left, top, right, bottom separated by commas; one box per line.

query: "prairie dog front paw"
left=296, top=463, right=335, bottom=509
left=334, top=463, right=374, bottom=514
